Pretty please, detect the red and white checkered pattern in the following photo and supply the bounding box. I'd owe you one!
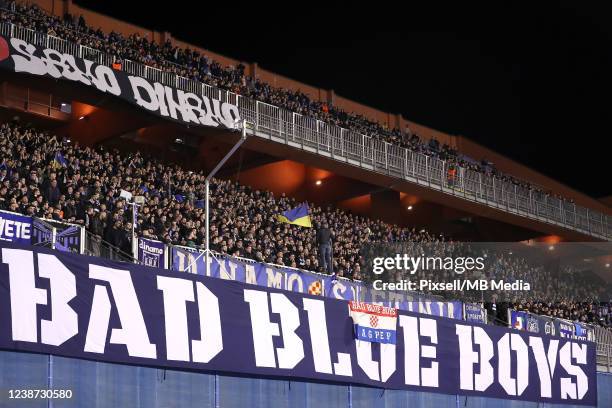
[308,281,322,296]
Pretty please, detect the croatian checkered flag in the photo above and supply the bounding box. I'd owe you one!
[348,301,398,344]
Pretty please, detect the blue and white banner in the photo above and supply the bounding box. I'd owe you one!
[464,303,487,324]
[542,316,558,337]
[573,323,595,342]
[0,242,597,405]
[170,247,463,318]
[557,321,576,339]
[349,301,398,344]
[171,246,201,274]
[137,238,166,268]
[526,314,542,334]
[510,310,544,335]
[51,222,82,253]
[285,268,324,296]
[32,218,82,253]
[510,310,596,343]
[0,210,32,245]
[511,310,528,330]
[31,218,53,249]
[357,285,464,319]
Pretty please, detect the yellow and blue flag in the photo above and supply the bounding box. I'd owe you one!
[52,151,67,169]
[277,203,312,227]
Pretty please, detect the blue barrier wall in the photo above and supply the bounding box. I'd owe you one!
[0,350,610,407]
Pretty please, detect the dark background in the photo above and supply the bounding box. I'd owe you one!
[74,1,610,198]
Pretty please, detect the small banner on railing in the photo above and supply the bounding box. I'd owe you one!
[137,237,167,269]
[0,210,32,245]
[31,218,53,249]
[32,218,82,253]
[0,35,241,130]
[0,242,599,406]
[509,310,596,342]
[464,303,487,324]
[1,210,83,252]
[169,246,465,319]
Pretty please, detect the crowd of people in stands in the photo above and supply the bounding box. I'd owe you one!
[0,2,606,328]
[0,121,608,328]
[0,1,574,205]
[361,240,610,327]
[491,259,609,327]
[0,122,444,279]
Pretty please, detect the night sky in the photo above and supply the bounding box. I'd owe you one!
[74,1,610,199]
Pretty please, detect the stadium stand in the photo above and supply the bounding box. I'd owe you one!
[0,2,611,405]
[0,121,609,330]
[0,1,581,206]
[0,122,444,276]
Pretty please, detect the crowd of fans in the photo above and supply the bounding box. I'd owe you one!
[0,121,609,329]
[0,1,574,205]
[0,1,607,329]
[0,122,444,279]
[492,260,609,327]
[361,241,610,328]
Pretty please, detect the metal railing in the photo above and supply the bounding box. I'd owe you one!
[3,205,612,366]
[597,332,612,373]
[1,20,610,240]
[83,230,137,263]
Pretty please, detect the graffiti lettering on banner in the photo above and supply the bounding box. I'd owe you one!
[0,36,241,131]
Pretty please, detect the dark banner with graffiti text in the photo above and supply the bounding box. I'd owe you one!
[0,35,240,130]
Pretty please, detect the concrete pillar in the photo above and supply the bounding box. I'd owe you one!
[327,89,335,106]
[63,0,73,17]
[160,31,173,46]
[250,62,258,78]
[394,113,403,130]
[0,82,6,106]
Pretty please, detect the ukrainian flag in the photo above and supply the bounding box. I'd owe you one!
[52,151,67,169]
[277,203,312,227]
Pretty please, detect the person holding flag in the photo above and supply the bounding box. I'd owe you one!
[276,203,334,273]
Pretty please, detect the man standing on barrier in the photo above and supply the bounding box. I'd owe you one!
[316,222,334,274]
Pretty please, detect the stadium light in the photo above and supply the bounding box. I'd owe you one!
[184,120,248,273]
